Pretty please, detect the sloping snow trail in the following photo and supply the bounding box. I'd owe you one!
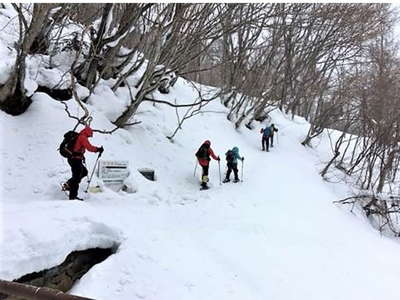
[2,91,400,300]
[1,5,399,299]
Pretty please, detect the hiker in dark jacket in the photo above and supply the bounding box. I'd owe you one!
[223,146,244,183]
[260,126,271,151]
[269,123,279,147]
[63,126,103,200]
[195,140,220,189]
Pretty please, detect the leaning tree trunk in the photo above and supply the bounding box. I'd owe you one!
[113,21,166,127]
[73,4,113,90]
[29,4,68,55]
[0,4,52,115]
[377,149,397,193]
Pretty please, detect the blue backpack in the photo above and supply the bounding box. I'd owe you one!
[263,127,271,137]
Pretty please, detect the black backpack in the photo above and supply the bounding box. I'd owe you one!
[59,131,79,158]
[196,145,209,160]
[226,150,234,163]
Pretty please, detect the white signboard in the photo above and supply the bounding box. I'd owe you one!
[97,160,130,190]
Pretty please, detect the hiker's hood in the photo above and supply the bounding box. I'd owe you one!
[80,126,93,137]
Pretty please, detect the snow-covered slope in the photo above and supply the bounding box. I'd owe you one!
[1,5,400,299]
[2,76,400,300]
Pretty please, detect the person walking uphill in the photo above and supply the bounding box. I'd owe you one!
[62,126,104,200]
[260,124,278,151]
[260,125,271,151]
[195,140,220,190]
[269,123,278,147]
[223,147,244,183]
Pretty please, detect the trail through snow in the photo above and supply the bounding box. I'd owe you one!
[2,97,400,300]
[1,5,400,299]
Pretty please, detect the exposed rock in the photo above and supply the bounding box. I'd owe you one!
[36,86,72,101]
[0,247,115,300]
[138,168,156,181]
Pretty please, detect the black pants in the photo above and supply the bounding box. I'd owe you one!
[262,136,270,151]
[67,158,88,199]
[201,164,209,186]
[226,162,239,180]
[269,134,274,147]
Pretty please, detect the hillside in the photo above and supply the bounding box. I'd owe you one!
[2,76,400,299]
[1,4,400,300]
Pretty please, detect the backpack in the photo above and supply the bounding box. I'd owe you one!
[59,131,79,158]
[196,145,209,160]
[263,127,271,137]
[226,150,234,163]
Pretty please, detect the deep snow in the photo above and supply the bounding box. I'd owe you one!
[2,5,400,300]
[2,81,400,300]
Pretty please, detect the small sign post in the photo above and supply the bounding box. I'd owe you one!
[97,160,130,191]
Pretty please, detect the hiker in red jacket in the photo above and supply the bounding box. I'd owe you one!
[63,126,103,200]
[195,140,220,189]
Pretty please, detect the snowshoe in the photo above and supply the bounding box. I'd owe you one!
[223,178,230,183]
[70,196,83,201]
[61,182,70,191]
[233,179,240,183]
[60,183,69,198]
[200,184,209,190]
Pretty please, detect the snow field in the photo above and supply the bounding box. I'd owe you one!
[1,4,400,298]
[2,78,400,300]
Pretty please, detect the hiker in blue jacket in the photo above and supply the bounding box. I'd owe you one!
[223,146,244,183]
[260,125,272,151]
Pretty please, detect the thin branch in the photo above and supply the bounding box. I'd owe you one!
[92,121,142,135]
[143,96,214,108]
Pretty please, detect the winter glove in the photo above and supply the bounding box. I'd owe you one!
[241,157,244,161]
[217,156,221,161]
[97,146,104,154]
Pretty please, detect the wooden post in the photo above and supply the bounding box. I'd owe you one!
[0,280,94,300]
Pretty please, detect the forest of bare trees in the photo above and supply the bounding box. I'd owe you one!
[1,3,400,233]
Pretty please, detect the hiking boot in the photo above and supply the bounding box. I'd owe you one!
[69,196,83,201]
[62,182,70,191]
[233,179,240,183]
[200,182,209,190]
[223,178,230,183]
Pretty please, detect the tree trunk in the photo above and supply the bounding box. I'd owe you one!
[0,4,51,115]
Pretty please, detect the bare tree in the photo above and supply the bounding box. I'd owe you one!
[113,4,246,128]
[0,4,55,115]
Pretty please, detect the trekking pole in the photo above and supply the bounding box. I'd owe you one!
[241,160,244,182]
[193,159,198,177]
[85,152,101,193]
[218,160,222,185]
